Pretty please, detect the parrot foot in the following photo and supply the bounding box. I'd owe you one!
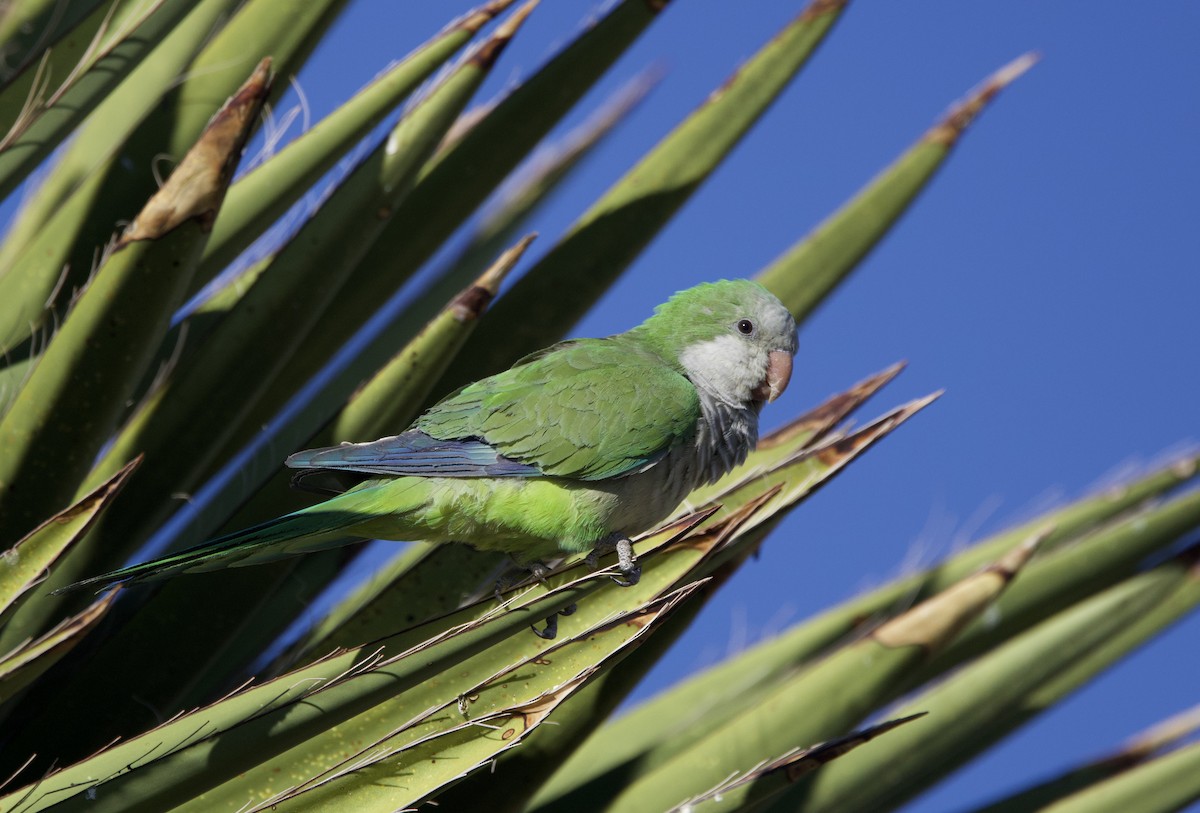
[587,536,641,586]
[533,614,558,639]
[531,602,575,639]
[611,537,641,587]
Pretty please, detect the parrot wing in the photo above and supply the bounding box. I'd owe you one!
[288,337,702,482]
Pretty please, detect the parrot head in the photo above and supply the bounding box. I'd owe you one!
[637,279,798,409]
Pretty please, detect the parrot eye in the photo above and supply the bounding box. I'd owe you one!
[736,318,755,336]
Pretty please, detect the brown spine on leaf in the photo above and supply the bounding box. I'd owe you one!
[872,527,1047,651]
[450,233,537,322]
[780,714,926,782]
[472,0,538,67]
[926,52,1039,147]
[120,59,273,245]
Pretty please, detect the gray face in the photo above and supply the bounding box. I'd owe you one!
[679,293,797,408]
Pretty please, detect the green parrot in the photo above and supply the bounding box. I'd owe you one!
[63,279,797,619]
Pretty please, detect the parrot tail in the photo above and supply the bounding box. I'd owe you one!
[55,505,371,595]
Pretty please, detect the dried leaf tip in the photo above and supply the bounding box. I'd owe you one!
[1123,703,1200,760]
[874,506,1029,652]
[989,525,1052,578]
[451,233,536,322]
[472,0,538,67]
[799,0,849,23]
[1171,453,1199,479]
[459,0,519,34]
[121,58,272,244]
[812,390,939,466]
[927,52,1039,146]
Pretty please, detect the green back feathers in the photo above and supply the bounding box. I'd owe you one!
[417,336,701,480]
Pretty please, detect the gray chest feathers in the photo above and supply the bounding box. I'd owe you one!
[656,392,759,500]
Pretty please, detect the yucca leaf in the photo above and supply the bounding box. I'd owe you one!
[611,450,1200,745]
[583,534,1038,813]
[0,458,137,626]
[171,511,739,812]
[0,0,108,86]
[675,715,927,813]
[0,0,245,353]
[708,394,939,536]
[0,0,360,359]
[0,60,271,551]
[967,701,1200,813]
[41,0,355,300]
[773,557,1196,813]
[0,0,200,201]
[918,487,1200,682]
[0,591,114,707]
[191,0,515,292]
[430,0,848,397]
[0,353,32,416]
[527,454,1198,813]
[254,585,703,813]
[0,571,597,812]
[0,63,273,747]
[1036,741,1200,813]
[757,53,1039,323]
[179,59,635,395]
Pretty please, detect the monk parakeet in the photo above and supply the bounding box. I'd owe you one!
[65,279,797,605]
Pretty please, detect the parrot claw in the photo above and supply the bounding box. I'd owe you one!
[533,614,558,639]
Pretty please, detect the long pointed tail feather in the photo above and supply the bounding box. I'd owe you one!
[55,508,370,595]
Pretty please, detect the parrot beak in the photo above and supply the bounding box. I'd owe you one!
[751,349,793,403]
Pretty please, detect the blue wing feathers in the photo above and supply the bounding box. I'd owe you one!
[285,431,542,478]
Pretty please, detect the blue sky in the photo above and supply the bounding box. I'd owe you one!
[274,2,1200,810]
[34,1,1191,809]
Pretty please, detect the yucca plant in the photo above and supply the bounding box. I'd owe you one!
[0,2,1195,812]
